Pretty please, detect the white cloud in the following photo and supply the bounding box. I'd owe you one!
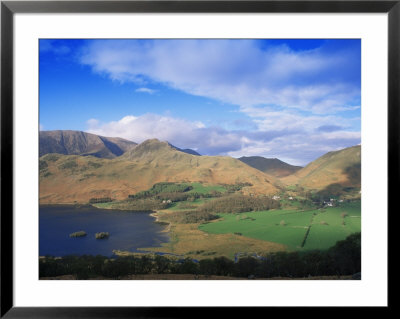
[135,87,157,94]
[79,40,361,165]
[87,113,360,165]
[79,40,360,115]
[240,105,358,134]
[86,118,99,127]
[86,114,243,155]
[39,124,44,131]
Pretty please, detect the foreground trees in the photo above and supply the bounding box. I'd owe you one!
[199,194,281,214]
[40,233,361,279]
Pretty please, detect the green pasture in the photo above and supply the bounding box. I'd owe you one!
[199,201,361,251]
[199,209,316,249]
[186,182,227,194]
[304,202,361,250]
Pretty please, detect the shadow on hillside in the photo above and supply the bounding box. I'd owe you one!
[344,163,361,186]
[313,163,361,200]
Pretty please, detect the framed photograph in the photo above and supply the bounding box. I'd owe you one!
[1,0,395,316]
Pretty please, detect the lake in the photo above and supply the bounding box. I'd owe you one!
[39,205,170,257]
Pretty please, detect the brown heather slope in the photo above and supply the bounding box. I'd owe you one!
[281,145,361,190]
[39,130,137,159]
[39,139,280,204]
[238,156,302,178]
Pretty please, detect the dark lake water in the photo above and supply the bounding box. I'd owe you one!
[39,205,170,257]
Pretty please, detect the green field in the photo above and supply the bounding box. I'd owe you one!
[186,182,227,194]
[199,201,361,251]
[305,202,361,250]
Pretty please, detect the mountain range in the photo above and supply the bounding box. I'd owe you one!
[39,130,361,204]
[39,134,279,203]
[39,130,200,158]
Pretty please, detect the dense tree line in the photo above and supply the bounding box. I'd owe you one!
[110,198,171,211]
[222,182,253,193]
[125,182,257,212]
[130,189,223,203]
[40,233,360,279]
[166,210,219,224]
[159,194,282,224]
[154,190,223,202]
[199,194,280,214]
[119,183,229,212]
[129,182,193,199]
[89,197,112,204]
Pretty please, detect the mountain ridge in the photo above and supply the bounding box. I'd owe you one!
[238,156,302,178]
[39,130,137,159]
[40,130,201,158]
[39,138,280,204]
[281,145,361,190]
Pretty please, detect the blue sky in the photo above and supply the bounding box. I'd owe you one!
[40,39,361,165]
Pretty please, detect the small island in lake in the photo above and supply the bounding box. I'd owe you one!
[69,231,87,238]
[95,232,110,239]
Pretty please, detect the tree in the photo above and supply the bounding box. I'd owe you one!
[177,258,199,274]
[213,256,234,276]
[154,255,170,274]
[328,232,361,275]
[199,259,217,276]
[234,257,259,277]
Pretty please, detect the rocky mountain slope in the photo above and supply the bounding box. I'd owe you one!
[39,130,137,159]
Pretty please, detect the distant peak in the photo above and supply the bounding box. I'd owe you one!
[39,130,137,158]
[139,138,170,147]
[123,139,201,159]
[144,138,162,143]
[140,138,168,146]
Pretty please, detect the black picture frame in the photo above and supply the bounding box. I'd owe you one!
[1,0,395,317]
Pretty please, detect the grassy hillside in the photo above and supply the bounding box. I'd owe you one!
[39,139,280,204]
[239,156,302,177]
[282,145,361,190]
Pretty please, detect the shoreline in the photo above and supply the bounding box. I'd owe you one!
[150,211,171,233]
[40,202,156,213]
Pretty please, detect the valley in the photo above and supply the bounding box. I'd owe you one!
[39,130,361,265]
